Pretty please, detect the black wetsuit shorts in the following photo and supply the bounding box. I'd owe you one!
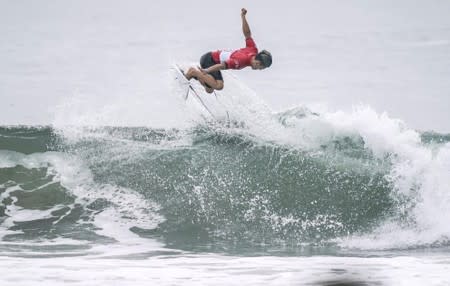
[200,52,223,81]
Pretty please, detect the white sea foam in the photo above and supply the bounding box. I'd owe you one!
[0,254,449,286]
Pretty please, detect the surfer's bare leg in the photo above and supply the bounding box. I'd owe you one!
[186,67,224,91]
[196,77,216,93]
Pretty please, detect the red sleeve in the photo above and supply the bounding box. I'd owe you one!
[246,37,257,48]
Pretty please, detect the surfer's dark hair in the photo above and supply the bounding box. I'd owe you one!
[255,50,272,68]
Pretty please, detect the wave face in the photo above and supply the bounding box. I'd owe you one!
[1,116,449,254]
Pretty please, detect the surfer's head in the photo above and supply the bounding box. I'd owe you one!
[252,50,272,70]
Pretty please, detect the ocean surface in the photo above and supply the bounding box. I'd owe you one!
[1,0,450,285]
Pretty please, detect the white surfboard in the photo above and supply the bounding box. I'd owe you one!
[172,64,230,122]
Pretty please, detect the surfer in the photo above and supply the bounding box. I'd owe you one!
[184,8,272,93]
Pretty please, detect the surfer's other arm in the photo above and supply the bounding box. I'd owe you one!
[201,63,226,74]
[241,8,251,39]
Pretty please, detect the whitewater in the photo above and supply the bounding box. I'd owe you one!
[1,1,450,285]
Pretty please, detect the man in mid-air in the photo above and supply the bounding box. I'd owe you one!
[185,8,272,93]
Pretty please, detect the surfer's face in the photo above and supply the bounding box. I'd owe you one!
[251,60,265,70]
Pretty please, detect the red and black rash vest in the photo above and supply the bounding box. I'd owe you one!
[211,37,258,69]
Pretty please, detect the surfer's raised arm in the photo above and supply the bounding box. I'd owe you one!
[241,8,251,39]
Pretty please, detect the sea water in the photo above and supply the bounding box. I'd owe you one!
[1,1,450,285]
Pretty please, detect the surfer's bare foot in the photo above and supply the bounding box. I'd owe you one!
[204,87,214,94]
